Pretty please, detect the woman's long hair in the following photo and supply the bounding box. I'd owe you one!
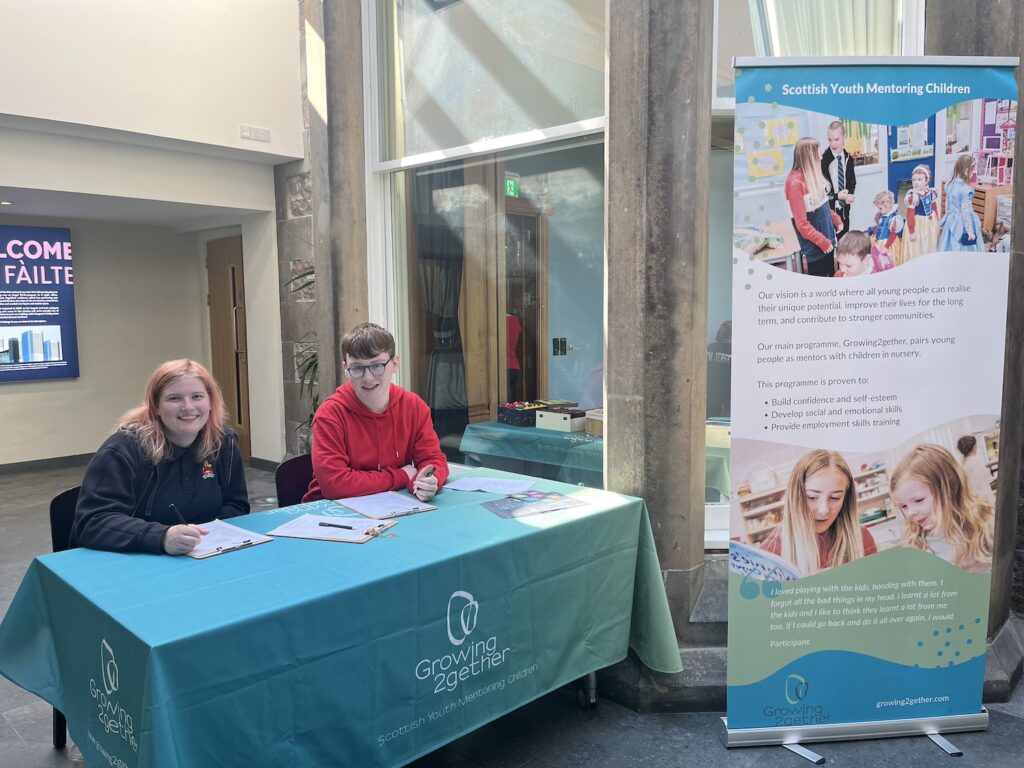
[118,359,227,463]
[791,137,826,205]
[780,449,863,576]
[893,444,994,571]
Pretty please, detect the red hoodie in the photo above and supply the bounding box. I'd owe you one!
[302,383,449,502]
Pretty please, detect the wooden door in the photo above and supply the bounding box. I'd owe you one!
[206,236,251,458]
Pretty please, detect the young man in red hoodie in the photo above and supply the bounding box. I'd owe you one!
[302,323,449,502]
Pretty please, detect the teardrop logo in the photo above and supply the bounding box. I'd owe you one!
[784,673,809,704]
[101,638,119,695]
[446,590,479,646]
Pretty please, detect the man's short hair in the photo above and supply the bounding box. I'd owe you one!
[836,230,871,259]
[827,120,846,135]
[341,322,396,360]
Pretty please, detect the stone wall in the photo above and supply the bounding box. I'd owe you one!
[275,0,328,458]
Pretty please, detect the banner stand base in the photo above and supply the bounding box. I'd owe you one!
[927,732,964,756]
[720,708,988,749]
[781,743,826,764]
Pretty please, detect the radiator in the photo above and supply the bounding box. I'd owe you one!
[734,187,790,226]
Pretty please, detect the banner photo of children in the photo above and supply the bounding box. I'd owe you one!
[732,98,1015,278]
[730,414,998,579]
[727,58,1015,739]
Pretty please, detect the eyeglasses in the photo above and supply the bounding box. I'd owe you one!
[345,356,393,379]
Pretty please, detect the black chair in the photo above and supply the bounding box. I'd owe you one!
[48,485,81,750]
[275,454,313,508]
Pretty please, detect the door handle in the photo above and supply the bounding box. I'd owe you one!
[232,306,246,353]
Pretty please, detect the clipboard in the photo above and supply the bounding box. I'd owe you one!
[266,514,397,543]
[333,491,437,519]
[186,519,273,559]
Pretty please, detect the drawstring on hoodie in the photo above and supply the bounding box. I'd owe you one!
[375,408,400,469]
[392,408,400,463]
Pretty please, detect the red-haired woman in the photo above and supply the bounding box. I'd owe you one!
[70,360,249,554]
[786,137,844,277]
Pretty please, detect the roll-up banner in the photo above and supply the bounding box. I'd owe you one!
[0,226,79,383]
[726,57,1017,746]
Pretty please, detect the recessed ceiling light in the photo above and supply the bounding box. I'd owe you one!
[0,201,12,206]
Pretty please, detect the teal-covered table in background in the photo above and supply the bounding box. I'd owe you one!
[460,421,604,487]
[460,421,732,499]
[0,468,679,768]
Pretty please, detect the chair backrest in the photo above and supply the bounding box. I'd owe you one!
[49,486,82,553]
[275,454,313,508]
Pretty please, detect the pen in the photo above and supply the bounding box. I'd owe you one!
[216,540,255,553]
[319,521,355,530]
[168,504,187,524]
[422,466,436,478]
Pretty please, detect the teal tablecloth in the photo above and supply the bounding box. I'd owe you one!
[0,468,679,768]
[460,421,732,498]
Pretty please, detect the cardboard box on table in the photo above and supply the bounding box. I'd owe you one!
[535,408,586,432]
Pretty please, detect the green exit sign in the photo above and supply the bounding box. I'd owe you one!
[504,174,520,198]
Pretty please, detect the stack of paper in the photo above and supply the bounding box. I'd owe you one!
[446,476,535,494]
[333,491,436,519]
[267,514,395,543]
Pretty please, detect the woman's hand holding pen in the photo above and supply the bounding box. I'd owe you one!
[163,503,208,555]
[162,524,209,555]
[412,465,438,501]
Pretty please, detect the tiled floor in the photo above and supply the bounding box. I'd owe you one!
[1,461,1022,768]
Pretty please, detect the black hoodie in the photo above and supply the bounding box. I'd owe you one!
[69,428,249,553]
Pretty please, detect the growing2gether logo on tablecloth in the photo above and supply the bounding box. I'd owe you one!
[446,590,478,646]
[416,589,511,694]
[88,638,138,753]
[101,638,118,694]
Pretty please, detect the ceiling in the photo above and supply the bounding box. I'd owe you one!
[0,186,258,233]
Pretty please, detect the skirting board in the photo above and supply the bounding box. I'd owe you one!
[720,708,988,747]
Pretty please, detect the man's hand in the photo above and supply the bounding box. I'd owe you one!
[412,466,439,501]
[162,524,208,555]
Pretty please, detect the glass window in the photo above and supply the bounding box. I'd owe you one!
[375,0,605,161]
[749,0,907,57]
[389,137,606,487]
